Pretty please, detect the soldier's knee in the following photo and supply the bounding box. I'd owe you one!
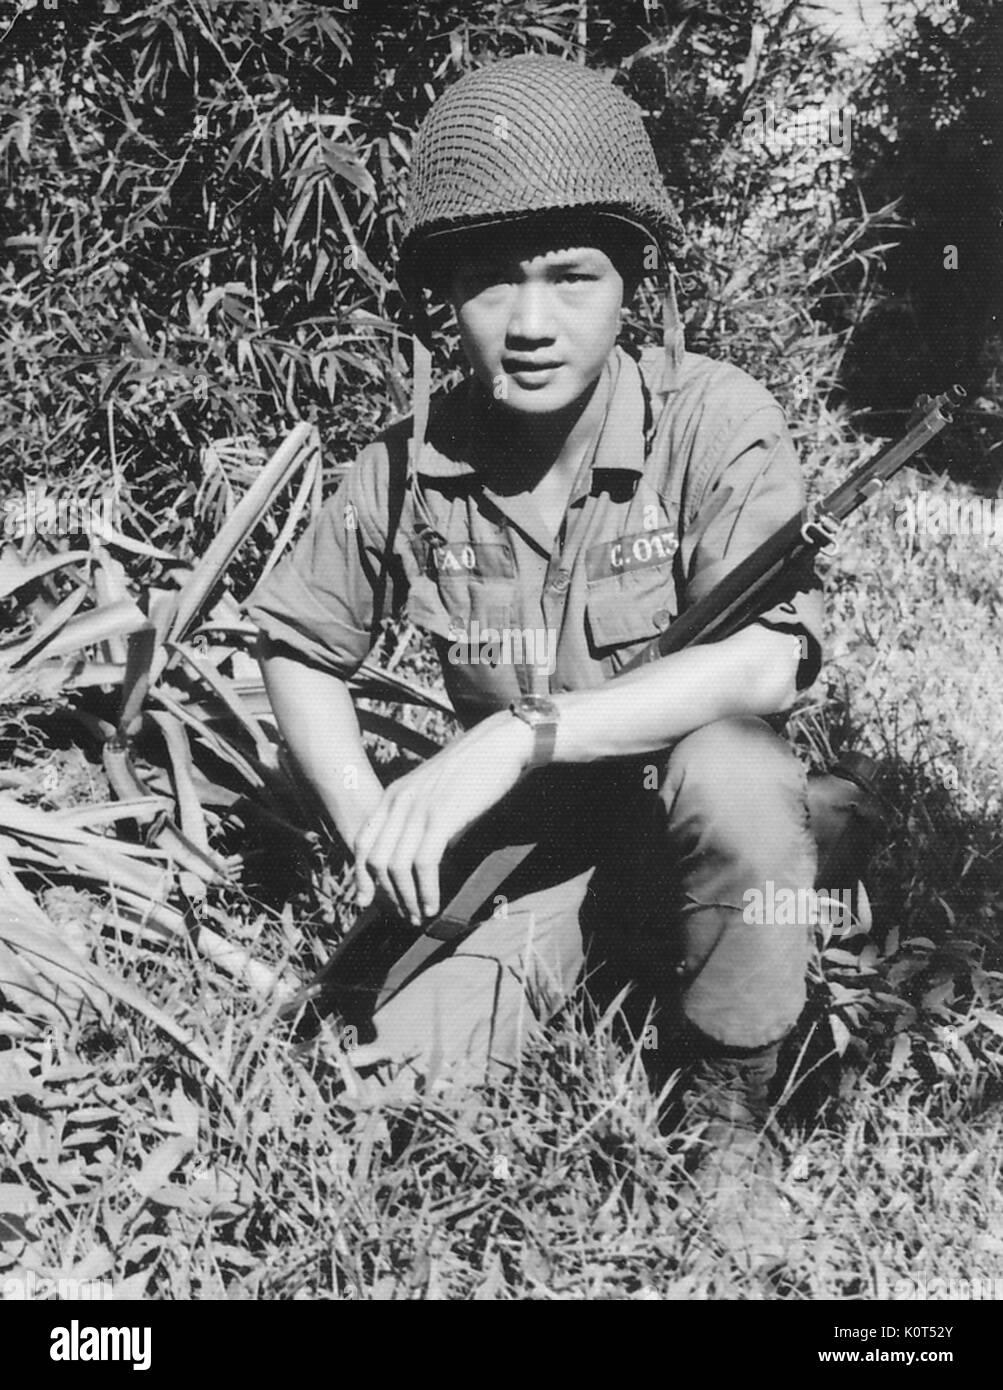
[664,715,804,804]
[372,954,526,1079]
[661,716,812,869]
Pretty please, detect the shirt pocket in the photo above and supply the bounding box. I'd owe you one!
[405,575,515,655]
[443,579,515,650]
[586,564,679,672]
[438,579,522,720]
[431,541,516,641]
[403,537,515,643]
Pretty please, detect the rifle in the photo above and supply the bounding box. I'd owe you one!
[282,384,966,1040]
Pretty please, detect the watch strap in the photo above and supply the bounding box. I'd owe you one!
[527,716,557,770]
[510,697,559,770]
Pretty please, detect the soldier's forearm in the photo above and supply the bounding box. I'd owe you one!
[550,624,802,764]
[256,638,384,849]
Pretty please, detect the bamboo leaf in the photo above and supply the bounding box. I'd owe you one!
[4,583,88,668]
[54,798,170,828]
[150,687,265,789]
[0,793,169,861]
[101,742,232,884]
[150,709,212,861]
[254,443,321,583]
[170,422,319,642]
[0,833,172,901]
[133,1136,194,1198]
[11,599,149,671]
[0,549,88,602]
[98,527,179,562]
[117,623,158,738]
[168,644,272,761]
[64,661,128,690]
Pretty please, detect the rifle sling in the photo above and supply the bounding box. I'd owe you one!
[374,841,537,1009]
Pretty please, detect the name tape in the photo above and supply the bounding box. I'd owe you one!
[433,542,514,578]
[587,529,678,581]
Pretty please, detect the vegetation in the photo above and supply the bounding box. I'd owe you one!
[0,0,1000,1299]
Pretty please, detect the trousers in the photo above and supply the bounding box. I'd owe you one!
[351,716,818,1086]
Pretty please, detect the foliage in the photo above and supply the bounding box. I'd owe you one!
[0,0,1000,1299]
[0,1,580,554]
[0,419,459,1044]
[1,0,896,554]
[840,0,1003,412]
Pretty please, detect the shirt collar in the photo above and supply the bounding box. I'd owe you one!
[413,346,647,483]
[412,378,480,478]
[582,345,647,481]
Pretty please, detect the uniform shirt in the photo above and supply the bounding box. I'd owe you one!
[241,345,823,727]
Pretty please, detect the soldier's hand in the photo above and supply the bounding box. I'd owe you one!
[352,710,534,925]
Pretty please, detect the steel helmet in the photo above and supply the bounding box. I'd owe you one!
[399,54,684,314]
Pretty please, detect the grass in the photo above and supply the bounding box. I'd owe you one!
[3,395,1003,1302]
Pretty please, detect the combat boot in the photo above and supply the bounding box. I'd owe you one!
[676,1038,807,1271]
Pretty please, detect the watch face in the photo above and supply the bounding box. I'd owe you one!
[518,696,557,720]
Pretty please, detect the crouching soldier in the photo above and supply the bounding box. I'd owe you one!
[243,55,823,1260]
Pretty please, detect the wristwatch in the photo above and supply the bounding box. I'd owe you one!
[509,694,560,770]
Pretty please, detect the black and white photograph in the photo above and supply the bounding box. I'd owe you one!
[0,0,1000,1337]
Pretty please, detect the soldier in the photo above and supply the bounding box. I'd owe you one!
[243,55,822,1258]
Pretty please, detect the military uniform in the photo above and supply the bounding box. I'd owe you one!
[243,342,823,1082]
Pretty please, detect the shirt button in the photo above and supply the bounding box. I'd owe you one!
[653,608,672,629]
[550,570,571,593]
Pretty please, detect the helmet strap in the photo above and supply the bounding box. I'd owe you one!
[410,331,432,471]
[661,264,685,393]
[403,263,435,474]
